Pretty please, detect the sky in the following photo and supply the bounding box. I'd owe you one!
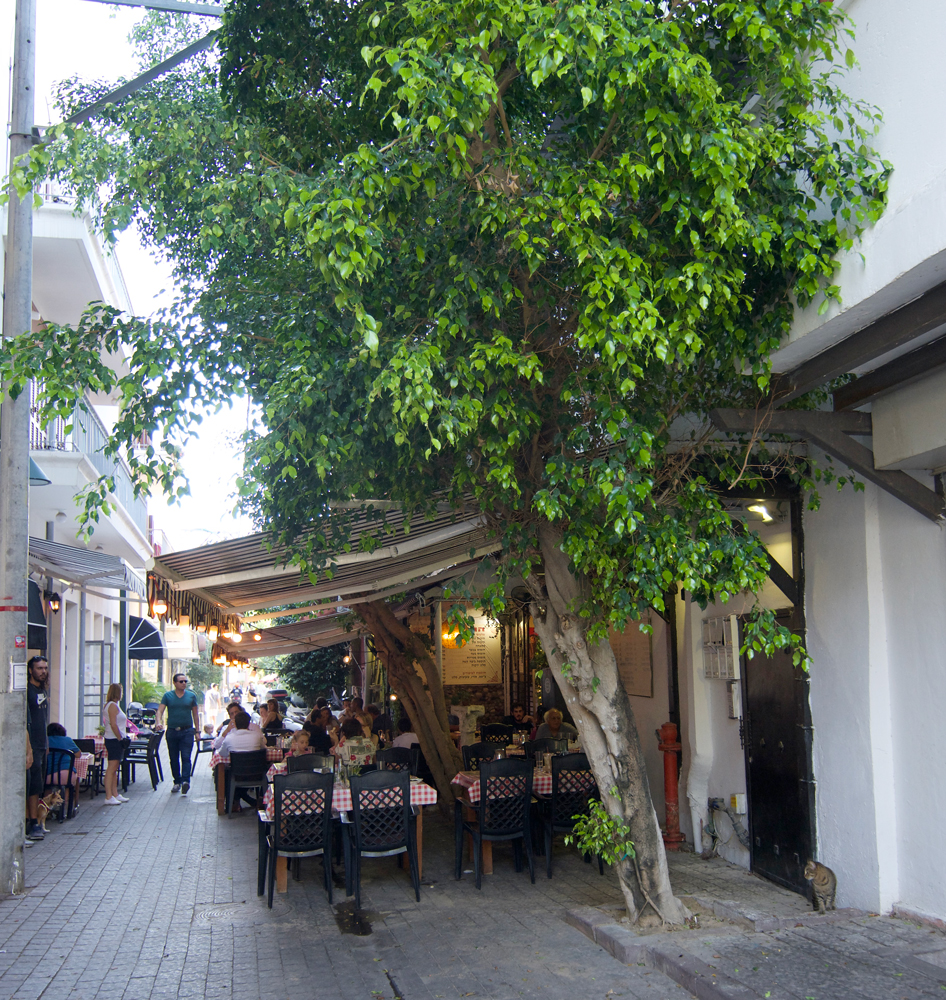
[2,0,255,551]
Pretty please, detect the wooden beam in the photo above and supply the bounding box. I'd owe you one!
[833,334,946,410]
[710,409,944,523]
[776,281,946,404]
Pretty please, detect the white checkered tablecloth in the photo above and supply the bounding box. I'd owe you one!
[210,747,284,770]
[452,769,552,805]
[261,763,438,821]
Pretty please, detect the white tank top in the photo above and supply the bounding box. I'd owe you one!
[103,700,127,740]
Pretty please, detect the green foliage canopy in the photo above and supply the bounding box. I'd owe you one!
[2,0,888,659]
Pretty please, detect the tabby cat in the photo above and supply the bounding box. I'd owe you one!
[803,859,837,914]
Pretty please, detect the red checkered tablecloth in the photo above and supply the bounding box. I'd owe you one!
[452,768,552,804]
[76,752,94,782]
[261,763,437,821]
[210,747,284,770]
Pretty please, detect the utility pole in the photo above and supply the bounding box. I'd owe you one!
[0,0,36,894]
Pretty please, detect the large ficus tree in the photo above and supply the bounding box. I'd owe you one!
[2,0,887,922]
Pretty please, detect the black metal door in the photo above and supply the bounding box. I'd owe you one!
[741,614,814,895]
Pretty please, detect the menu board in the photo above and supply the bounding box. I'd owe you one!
[442,608,502,685]
[608,618,653,698]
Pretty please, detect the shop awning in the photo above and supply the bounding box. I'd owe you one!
[128,615,167,659]
[28,537,147,597]
[28,580,47,651]
[150,505,499,617]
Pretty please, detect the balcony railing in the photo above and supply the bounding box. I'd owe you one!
[29,380,150,538]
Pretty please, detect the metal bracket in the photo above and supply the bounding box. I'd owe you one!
[710,408,945,523]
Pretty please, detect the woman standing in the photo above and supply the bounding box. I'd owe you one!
[102,683,129,805]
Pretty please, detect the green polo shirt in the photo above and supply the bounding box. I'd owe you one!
[161,689,199,728]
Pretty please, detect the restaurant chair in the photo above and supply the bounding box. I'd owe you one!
[344,770,420,910]
[454,757,535,889]
[287,753,333,773]
[192,733,215,770]
[227,749,269,817]
[376,747,412,772]
[480,723,514,748]
[74,738,101,797]
[266,771,335,908]
[123,731,164,791]
[265,733,281,747]
[462,742,498,770]
[542,752,602,878]
[408,743,421,777]
[529,737,568,757]
[45,748,77,821]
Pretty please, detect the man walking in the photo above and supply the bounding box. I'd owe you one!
[155,673,200,794]
[26,656,50,840]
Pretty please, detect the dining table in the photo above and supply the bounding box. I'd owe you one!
[211,748,285,815]
[261,761,439,891]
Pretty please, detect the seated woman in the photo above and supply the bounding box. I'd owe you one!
[259,698,284,732]
[46,723,81,786]
[332,717,376,767]
[534,708,578,742]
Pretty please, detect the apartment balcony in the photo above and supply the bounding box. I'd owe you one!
[29,380,152,565]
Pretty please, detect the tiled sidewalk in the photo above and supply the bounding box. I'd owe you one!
[0,756,691,1000]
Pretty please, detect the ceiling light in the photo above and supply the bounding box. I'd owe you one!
[253,632,262,641]
[208,625,219,641]
[229,632,243,643]
[152,598,168,616]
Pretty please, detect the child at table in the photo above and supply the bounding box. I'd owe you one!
[286,731,312,757]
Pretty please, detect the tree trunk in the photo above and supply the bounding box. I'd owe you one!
[356,600,462,813]
[528,523,689,926]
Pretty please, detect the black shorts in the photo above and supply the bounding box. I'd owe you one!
[28,752,46,797]
[104,738,124,761]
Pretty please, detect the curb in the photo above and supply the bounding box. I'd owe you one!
[566,902,867,1000]
[679,894,867,932]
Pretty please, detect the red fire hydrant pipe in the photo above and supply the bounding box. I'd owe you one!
[658,721,686,851]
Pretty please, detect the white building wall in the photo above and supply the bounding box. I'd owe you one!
[805,470,946,920]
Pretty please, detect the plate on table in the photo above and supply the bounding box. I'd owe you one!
[409,776,423,783]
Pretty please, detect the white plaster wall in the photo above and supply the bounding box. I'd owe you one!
[805,468,946,919]
[805,480,883,909]
[772,0,946,370]
[874,488,946,920]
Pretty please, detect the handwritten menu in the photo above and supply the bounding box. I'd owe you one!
[608,618,653,698]
[442,608,501,685]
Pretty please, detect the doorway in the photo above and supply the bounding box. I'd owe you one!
[82,640,114,738]
[740,611,815,894]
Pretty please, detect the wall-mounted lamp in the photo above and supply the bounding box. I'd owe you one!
[152,597,168,616]
[747,503,773,522]
[45,591,61,613]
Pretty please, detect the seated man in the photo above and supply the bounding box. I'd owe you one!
[214,701,262,749]
[391,715,419,749]
[218,711,268,812]
[535,708,578,742]
[366,703,392,741]
[46,723,81,786]
[502,702,534,732]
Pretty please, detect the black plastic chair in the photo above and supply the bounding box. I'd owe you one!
[541,753,602,878]
[287,752,333,773]
[462,742,498,770]
[74,738,100,797]
[266,771,335,907]
[264,733,281,747]
[227,749,269,817]
[480,723,514,748]
[192,734,215,770]
[123,731,164,791]
[529,737,569,758]
[345,770,420,910]
[376,747,412,772]
[45,748,77,821]
[454,757,535,889]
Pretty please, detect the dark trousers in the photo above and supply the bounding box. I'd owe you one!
[165,727,195,783]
